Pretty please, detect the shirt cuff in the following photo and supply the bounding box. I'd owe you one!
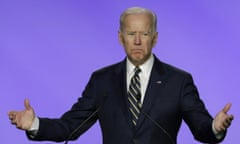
[27,116,39,137]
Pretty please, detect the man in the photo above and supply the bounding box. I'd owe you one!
[9,7,233,144]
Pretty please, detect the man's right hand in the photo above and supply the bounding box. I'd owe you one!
[8,99,35,130]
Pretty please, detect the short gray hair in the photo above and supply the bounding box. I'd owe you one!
[119,7,157,32]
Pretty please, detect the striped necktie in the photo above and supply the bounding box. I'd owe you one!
[128,67,142,126]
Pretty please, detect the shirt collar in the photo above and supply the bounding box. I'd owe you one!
[127,54,154,76]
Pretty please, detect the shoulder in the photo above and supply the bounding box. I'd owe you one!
[163,62,190,76]
[95,61,123,74]
[155,56,190,75]
[154,57,193,81]
[163,62,194,81]
[90,60,125,79]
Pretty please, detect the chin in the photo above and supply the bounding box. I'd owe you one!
[131,58,145,65]
[132,53,144,59]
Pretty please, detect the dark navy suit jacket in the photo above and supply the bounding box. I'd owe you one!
[28,56,224,144]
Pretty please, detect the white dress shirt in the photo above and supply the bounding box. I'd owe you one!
[126,54,154,104]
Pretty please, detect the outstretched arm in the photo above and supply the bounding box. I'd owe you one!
[8,99,35,130]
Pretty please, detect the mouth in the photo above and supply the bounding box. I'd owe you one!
[131,49,143,58]
[131,49,143,53]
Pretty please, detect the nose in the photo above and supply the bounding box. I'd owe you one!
[134,33,141,45]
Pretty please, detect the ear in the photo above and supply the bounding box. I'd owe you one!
[118,31,124,46]
[152,32,158,48]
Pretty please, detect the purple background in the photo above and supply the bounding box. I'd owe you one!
[1,0,239,143]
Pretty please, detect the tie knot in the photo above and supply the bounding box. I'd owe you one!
[134,67,141,75]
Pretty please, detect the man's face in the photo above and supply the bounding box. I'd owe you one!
[118,13,158,66]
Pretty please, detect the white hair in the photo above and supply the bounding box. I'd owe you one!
[119,7,157,32]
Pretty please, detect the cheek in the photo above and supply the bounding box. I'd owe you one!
[122,43,130,54]
[143,41,153,50]
[124,47,132,55]
[122,40,133,50]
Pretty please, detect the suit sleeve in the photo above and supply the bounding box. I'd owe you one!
[180,74,225,143]
[27,73,99,142]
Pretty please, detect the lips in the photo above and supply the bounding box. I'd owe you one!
[131,49,143,53]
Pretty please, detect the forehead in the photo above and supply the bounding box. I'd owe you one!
[123,14,152,30]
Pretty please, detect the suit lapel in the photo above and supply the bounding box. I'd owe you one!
[113,59,135,129]
[136,57,168,129]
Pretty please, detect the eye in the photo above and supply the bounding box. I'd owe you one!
[127,32,136,36]
[142,32,150,36]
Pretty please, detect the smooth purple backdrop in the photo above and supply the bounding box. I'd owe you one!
[1,0,239,143]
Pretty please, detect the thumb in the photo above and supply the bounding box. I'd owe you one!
[24,98,32,110]
[222,103,232,113]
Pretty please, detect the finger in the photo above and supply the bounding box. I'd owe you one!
[222,103,232,113]
[226,115,234,124]
[223,115,234,129]
[11,120,16,125]
[10,116,17,125]
[223,120,230,128]
[8,111,17,119]
[24,98,32,110]
[8,111,16,116]
[9,114,15,120]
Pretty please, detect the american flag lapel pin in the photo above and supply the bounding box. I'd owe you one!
[156,80,162,84]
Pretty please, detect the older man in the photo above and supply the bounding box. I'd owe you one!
[9,7,233,144]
